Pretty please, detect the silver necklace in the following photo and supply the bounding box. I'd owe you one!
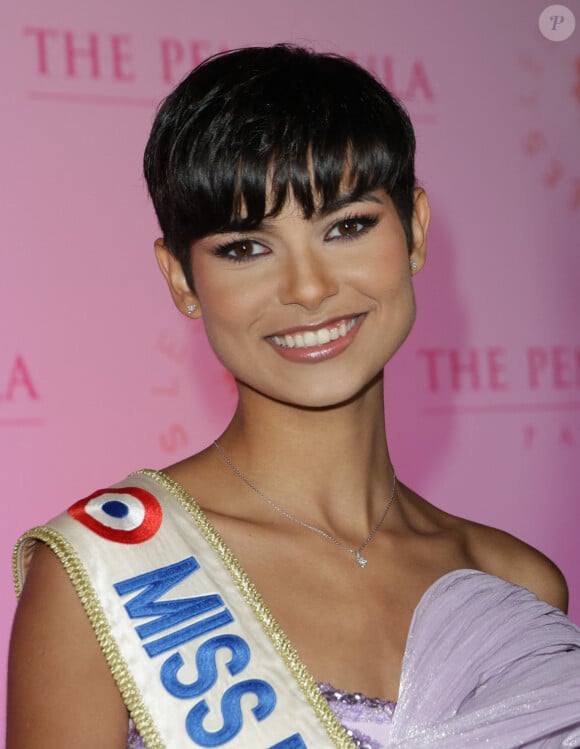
[213,440,397,569]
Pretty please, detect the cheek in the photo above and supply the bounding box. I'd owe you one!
[196,297,240,358]
[197,312,248,381]
[193,275,266,373]
[354,243,412,302]
[191,274,238,360]
[362,252,417,343]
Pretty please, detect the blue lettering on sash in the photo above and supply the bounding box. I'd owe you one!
[145,610,234,657]
[114,556,308,747]
[114,557,220,636]
[186,679,276,746]
[114,556,234,656]
[161,634,251,698]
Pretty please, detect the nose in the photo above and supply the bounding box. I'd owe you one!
[277,249,339,310]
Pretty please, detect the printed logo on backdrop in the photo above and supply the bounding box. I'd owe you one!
[516,44,580,213]
[0,354,42,427]
[418,344,580,449]
[346,52,435,123]
[21,27,437,121]
[152,327,236,457]
[152,329,193,456]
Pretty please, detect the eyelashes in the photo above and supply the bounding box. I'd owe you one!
[211,212,380,263]
[324,214,379,241]
[212,238,268,262]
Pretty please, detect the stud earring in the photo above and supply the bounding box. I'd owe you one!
[186,303,197,316]
[410,260,418,272]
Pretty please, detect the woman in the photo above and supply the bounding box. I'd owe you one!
[8,45,580,749]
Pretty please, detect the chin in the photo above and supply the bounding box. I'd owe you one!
[255,370,384,411]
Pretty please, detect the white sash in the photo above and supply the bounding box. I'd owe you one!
[14,470,355,749]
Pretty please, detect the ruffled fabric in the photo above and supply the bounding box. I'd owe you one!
[390,570,580,748]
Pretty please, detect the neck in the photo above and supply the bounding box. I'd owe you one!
[215,374,394,536]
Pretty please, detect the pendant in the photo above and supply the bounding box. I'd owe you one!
[355,552,368,568]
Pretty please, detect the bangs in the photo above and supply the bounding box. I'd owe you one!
[235,128,405,230]
[166,97,413,236]
[144,45,416,287]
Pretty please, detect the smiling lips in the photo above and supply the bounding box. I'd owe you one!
[266,315,364,362]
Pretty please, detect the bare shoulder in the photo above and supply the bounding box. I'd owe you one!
[463,520,569,612]
[400,489,568,612]
[7,542,127,749]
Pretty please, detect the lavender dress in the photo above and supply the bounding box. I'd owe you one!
[126,570,580,748]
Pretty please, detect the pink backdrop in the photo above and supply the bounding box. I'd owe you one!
[2,0,579,733]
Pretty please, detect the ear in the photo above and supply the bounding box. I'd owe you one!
[154,239,201,318]
[409,188,430,275]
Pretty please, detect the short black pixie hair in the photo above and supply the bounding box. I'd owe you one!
[144,44,416,289]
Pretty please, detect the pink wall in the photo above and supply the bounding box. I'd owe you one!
[2,0,578,733]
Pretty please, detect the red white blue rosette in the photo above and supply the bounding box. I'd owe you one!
[67,487,162,544]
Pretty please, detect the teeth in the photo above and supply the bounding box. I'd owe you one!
[271,317,357,349]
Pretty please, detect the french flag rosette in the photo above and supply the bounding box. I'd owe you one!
[67,486,162,543]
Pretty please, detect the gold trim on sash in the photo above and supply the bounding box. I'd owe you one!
[13,527,166,749]
[137,469,356,749]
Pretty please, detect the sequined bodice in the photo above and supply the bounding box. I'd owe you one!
[318,683,396,748]
[126,682,395,748]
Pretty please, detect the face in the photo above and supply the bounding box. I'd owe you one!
[157,188,429,409]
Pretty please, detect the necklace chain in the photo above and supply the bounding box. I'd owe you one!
[213,440,397,568]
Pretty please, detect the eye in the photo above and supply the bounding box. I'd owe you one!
[213,239,270,261]
[325,215,378,241]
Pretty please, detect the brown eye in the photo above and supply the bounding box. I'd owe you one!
[214,238,269,261]
[232,241,255,257]
[336,220,360,237]
[325,215,376,241]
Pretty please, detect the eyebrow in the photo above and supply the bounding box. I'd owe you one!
[316,190,384,218]
[214,190,384,235]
